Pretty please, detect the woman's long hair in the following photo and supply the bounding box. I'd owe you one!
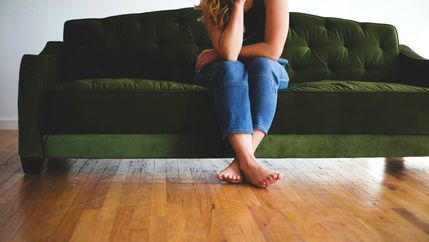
[195,0,233,30]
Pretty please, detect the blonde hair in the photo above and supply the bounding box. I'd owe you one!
[195,0,232,30]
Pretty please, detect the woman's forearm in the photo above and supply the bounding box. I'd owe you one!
[238,42,284,61]
[217,1,245,61]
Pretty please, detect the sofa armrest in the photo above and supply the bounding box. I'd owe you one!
[399,44,429,87]
[18,41,63,158]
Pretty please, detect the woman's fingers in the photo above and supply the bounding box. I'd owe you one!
[196,54,202,71]
[197,51,207,69]
[196,52,208,71]
[196,48,220,72]
[199,56,210,71]
[196,59,200,71]
[196,51,205,66]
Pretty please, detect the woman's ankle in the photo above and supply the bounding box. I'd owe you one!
[237,154,258,168]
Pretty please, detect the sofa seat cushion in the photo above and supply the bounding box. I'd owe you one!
[45,78,209,92]
[284,79,429,93]
[41,78,217,135]
[41,78,429,135]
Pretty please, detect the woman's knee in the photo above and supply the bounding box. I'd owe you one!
[247,57,289,88]
[210,60,247,85]
[246,57,276,77]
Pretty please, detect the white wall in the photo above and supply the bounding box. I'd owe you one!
[1,0,428,129]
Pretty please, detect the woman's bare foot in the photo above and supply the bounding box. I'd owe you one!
[217,157,243,183]
[238,155,283,188]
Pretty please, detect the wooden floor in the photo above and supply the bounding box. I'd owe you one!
[0,131,429,242]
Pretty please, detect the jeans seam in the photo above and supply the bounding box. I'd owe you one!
[249,75,279,92]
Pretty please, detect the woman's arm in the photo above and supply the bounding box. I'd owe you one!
[196,0,289,71]
[239,0,289,60]
[202,0,246,61]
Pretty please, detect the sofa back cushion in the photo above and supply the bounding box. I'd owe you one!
[63,8,210,83]
[285,13,399,83]
[63,8,399,83]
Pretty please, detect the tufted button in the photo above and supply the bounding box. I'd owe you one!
[345,43,353,50]
[378,42,384,51]
[363,63,371,71]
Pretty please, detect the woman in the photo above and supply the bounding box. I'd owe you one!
[193,0,290,188]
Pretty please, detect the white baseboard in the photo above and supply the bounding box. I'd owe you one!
[0,119,18,130]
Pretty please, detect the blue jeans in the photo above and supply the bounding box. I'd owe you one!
[192,57,290,140]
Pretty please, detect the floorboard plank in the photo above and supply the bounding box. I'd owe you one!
[0,130,428,242]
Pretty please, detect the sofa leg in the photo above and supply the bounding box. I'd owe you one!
[385,157,405,171]
[20,157,45,174]
[385,157,404,162]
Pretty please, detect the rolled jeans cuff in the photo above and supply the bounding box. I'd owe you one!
[222,129,254,140]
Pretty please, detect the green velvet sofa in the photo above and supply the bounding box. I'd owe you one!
[18,7,429,173]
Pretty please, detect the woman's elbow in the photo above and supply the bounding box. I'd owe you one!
[219,49,239,61]
[264,43,284,60]
[267,48,284,61]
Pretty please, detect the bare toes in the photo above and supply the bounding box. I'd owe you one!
[262,175,272,185]
[270,173,279,180]
[261,178,268,185]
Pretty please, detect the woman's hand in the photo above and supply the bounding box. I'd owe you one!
[201,0,245,61]
[195,48,221,72]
